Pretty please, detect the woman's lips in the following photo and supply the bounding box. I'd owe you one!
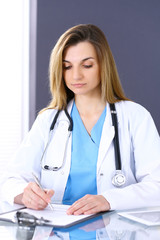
[71,83,86,88]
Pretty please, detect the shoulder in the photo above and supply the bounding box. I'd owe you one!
[33,109,58,132]
[38,108,58,121]
[115,101,156,135]
[115,100,151,120]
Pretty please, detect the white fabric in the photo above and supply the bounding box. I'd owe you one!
[1,100,160,210]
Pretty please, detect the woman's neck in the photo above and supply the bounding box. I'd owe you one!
[74,95,106,135]
[75,95,106,116]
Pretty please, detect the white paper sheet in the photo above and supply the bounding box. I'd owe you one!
[0,204,95,228]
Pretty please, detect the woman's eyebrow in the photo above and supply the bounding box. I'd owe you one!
[63,60,70,63]
[82,57,94,61]
[63,57,94,63]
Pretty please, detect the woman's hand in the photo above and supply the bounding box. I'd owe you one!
[67,194,110,215]
[14,182,54,210]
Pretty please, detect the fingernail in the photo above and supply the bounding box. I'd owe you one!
[67,210,71,215]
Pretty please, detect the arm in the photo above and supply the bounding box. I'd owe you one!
[103,105,160,210]
[0,110,55,206]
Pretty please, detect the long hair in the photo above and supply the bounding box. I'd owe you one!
[44,24,129,111]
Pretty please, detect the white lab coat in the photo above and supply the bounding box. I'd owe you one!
[1,100,160,210]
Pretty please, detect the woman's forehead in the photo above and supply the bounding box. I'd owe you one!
[63,42,97,62]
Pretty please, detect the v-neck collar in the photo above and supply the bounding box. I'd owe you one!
[91,107,106,145]
[71,102,106,146]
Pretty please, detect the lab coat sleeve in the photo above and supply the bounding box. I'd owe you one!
[102,105,160,210]
[0,110,54,205]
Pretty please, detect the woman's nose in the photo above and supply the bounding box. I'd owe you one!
[73,67,82,80]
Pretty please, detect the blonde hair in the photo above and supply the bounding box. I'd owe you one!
[43,24,129,111]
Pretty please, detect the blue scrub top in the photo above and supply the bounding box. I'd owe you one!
[63,102,106,205]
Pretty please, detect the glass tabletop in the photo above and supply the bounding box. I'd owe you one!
[0,201,160,240]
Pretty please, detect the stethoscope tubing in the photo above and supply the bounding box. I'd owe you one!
[40,104,126,187]
[110,104,122,170]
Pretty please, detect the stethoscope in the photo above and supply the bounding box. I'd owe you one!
[110,103,126,187]
[41,104,126,187]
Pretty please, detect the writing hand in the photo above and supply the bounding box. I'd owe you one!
[22,182,54,210]
[67,194,110,215]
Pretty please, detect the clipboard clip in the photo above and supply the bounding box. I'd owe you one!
[16,211,51,227]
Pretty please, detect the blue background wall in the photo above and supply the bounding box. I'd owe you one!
[35,0,160,132]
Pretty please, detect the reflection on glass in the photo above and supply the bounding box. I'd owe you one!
[69,228,96,240]
[51,216,109,240]
[131,211,160,223]
[16,225,35,240]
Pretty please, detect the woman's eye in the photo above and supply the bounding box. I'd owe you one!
[63,65,72,70]
[84,64,92,68]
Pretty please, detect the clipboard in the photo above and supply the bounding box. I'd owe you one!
[0,204,108,228]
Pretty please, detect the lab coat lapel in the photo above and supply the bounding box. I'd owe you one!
[97,103,115,169]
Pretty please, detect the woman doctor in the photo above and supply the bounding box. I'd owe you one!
[1,24,160,215]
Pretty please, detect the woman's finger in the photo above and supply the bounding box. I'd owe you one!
[22,182,53,210]
[67,195,110,215]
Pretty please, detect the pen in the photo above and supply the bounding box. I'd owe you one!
[32,172,54,211]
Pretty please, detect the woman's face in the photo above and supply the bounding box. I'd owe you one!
[63,41,101,98]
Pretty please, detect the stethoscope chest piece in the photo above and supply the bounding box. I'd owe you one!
[112,170,126,187]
